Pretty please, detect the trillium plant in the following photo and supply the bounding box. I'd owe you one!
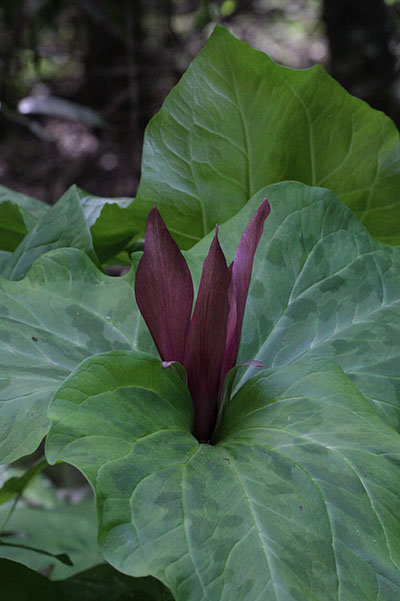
[2,25,400,601]
[135,200,269,442]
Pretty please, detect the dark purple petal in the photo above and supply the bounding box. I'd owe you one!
[134,206,194,363]
[184,228,232,441]
[230,198,270,362]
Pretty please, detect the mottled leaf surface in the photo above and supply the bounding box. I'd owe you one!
[133,26,400,247]
[187,181,400,430]
[0,248,151,463]
[46,353,400,600]
[3,181,400,463]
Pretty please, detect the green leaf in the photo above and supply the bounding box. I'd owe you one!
[0,498,101,579]
[133,25,400,247]
[0,560,173,600]
[1,186,98,280]
[0,184,136,265]
[0,252,11,272]
[0,248,152,463]
[77,189,136,262]
[0,185,48,225]
[46,351,193,482]
[189,181,400,430]
[46,353,400,600]
[0,187,47,252]
[0,202,29,252]
[0,540,72,566]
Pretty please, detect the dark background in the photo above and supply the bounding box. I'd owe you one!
[1,0,399,204]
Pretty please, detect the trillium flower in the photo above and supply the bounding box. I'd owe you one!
[135,199,270,442]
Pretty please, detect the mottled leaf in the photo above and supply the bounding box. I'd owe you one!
[190,181,400,430]
[46,353,400,600]
[0,248,151,463]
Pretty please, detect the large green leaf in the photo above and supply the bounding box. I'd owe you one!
[133,25,400,247]
[46,353,400,600]
[1,186,97,280]
[0,248,152,463]
[187,181,400,430]
[0,560,173,600]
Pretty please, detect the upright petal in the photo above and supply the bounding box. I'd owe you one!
[230,198,270,361]
[184,228,231,441]
[134,206,194,363]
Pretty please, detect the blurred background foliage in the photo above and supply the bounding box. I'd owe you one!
[0,0,399,203]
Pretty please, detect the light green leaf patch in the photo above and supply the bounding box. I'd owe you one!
[133,25,400,247]
[0,248,152,463]
[46,353,400,601]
